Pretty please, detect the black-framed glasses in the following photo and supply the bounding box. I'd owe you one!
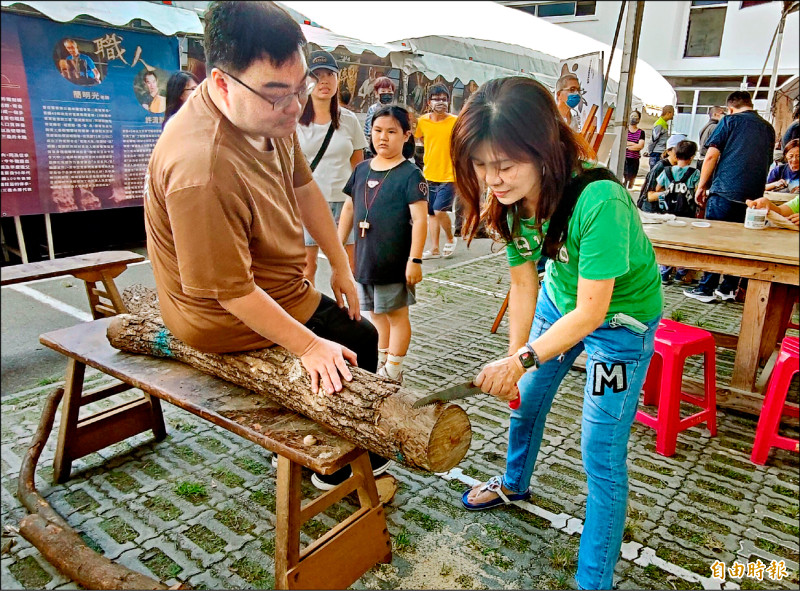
[219,68,316,111]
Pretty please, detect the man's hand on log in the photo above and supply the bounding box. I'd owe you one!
[474,355,525,401]
[330,264,361,321]
[301,336,358,394]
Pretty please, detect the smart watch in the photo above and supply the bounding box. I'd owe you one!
[517,343,540,372]
[409,257,423,264]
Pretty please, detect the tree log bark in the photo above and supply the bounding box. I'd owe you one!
[16,387,175,590]
[107,314,471,473]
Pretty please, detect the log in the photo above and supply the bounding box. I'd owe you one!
[107,314,472,473]
[16,387,177,590]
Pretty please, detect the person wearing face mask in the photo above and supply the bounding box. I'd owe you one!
[555,73,583,133]
[451,77,662,591]
[414,84,458,259]
[363,76,397,152]
[623,110,645,188]
[297,50,367,285]
[645,105,674,169]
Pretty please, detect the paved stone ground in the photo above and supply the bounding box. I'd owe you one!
[2,251,798,590]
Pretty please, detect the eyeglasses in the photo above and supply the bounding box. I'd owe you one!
[219,68,316,111]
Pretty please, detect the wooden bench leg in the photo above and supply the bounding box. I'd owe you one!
[74,264,130,319]
[274,451,392,590]
[52,361,168,484]
[275,455,302,590]
[53,359,86,484]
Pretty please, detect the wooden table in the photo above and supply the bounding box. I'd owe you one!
[643,219,799,413]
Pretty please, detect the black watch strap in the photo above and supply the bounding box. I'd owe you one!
[409,257,422,264]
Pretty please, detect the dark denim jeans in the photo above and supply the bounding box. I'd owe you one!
[697,195,748,295]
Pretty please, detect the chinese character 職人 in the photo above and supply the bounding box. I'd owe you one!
[93,33,127,64]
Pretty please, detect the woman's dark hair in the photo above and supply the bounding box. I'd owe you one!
[203,1,305,72]
[373,76,396,92]
[368,105,416,159]
[674,139,697,161]
[163,71,199,127]
[783,138,799,155]
[451,76,592,255]
[299,81,340,129]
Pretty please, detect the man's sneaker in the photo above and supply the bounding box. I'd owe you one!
[714,289,736,302]
[311,452,392,490]
[311,466,352,490]
[683,287,716,303]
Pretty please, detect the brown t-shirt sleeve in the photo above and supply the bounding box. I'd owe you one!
[292,132,314,188]
[165,183,256,300]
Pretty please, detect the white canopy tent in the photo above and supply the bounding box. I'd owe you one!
[0,0,204,35]
[282,0,676,113]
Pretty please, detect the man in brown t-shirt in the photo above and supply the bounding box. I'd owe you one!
[145,1,378,414]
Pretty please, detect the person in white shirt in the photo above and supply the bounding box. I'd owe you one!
[297,50,367,285]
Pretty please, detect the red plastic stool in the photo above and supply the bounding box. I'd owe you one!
[750,336,800,465]
[636,319,717,456]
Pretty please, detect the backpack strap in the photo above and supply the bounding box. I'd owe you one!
[678,167,697,184]
[663,166,675,185]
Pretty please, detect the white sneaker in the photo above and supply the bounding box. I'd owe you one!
[377,365,404,385]
[422,249,441,260]
[714,289,736,302]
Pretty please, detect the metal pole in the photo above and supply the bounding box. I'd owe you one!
[689,89,700,141]
[14,216,28,264]
[609,1,644,180]
[44,213,55,260]
[765,9,786,123]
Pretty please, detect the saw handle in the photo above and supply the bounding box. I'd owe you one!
[509,387,521,410]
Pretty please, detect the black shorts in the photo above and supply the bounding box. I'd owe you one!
[624,157,640,179]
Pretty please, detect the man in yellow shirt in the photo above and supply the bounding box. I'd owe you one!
[414,84,458,258]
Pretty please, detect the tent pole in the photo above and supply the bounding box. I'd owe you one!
[609,1,644,179]
[14,216,28,264]
[765,7,787,123]
[44,213,55,260]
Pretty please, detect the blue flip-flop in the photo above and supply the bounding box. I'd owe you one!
[461,476,531,511]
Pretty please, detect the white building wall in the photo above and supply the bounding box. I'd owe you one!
[502,1,799,76]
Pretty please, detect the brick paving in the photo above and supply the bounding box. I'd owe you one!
[2,251,798,590]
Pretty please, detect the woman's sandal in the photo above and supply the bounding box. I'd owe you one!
[460,475,532,511]
[442,238,457,257]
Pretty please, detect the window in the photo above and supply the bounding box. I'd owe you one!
[537,2,575,17]
[684,1,727,58]
[508,2,596,18]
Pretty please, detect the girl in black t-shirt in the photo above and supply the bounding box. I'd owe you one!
[339,106,428,384]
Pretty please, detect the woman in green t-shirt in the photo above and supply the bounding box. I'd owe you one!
[450,77,663,590]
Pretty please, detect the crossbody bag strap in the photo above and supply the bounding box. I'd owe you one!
[309,122,335,172]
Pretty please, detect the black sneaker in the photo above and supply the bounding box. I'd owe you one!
[311,452,391,491]
[683,287,716,303]
[714,289,736,302]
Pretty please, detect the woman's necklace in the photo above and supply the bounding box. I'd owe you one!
[360,166,394,237]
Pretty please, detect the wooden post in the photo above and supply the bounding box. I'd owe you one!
[44,213,55,260]
[609,1,644,178]
[13,216,28,264]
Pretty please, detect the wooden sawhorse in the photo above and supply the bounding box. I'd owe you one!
[40,319,392,589]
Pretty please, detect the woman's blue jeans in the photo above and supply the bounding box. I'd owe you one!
[501,285,659,590]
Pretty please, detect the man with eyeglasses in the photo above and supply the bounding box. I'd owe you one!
[144,3,378,431]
